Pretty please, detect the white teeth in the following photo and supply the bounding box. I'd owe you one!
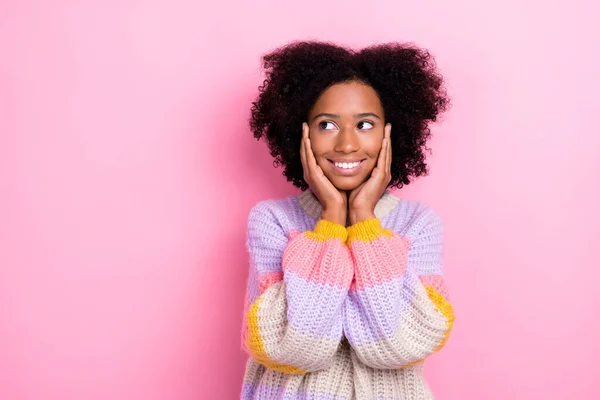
[334,161,360,169]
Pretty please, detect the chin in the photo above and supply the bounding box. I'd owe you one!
[330,178,364,192]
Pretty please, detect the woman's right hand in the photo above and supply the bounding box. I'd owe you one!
[300,123,347,225]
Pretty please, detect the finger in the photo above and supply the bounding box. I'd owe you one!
[377,134,387,170]
[385,124,392,173]
[371,166,381,179]
[306,131,319,173]
[300,123,307,169]
[300,123,307,157]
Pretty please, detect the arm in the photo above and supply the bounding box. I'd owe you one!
[342,208,455,369]
[241,202,353,374]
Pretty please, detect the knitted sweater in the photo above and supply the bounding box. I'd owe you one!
[240,189,455,400]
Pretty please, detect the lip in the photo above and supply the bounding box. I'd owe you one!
[328,159,365,175]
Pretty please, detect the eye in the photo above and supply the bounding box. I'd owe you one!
[318,121,337,130]
[357,121,374,130]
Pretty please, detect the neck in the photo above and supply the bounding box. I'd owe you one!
[298,189,401,223]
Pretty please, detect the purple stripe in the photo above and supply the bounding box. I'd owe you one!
[243,382,349,400]
[247,382,285,399]
[246,264,261,306]
[243,382,400,400]
[285,271,346,339]
[282,392,350,400]
[343,273,421,345]
[247,203,288,275]
[240,382,255,400]
[249,247,285,275]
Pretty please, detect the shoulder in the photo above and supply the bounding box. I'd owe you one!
[247,193,306,234]
[382,193,443,242]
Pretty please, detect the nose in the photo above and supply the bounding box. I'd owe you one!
[333,126,359,154]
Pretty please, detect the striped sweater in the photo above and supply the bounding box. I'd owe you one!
[240,189,455,400]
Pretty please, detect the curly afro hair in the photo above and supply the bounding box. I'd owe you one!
[249,40,450,190]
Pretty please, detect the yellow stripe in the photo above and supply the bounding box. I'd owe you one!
[400,359,425,368]
[347,218,393,243]
[244,297,306,374]
[424,286,455,352]
[305,219,348,243]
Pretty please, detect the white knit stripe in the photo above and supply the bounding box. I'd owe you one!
[352,351,434,400]
[351,281,450,369]
[255,281,343,371]
[298,189,401,222]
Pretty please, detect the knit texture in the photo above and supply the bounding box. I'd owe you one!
[240,189,455,399]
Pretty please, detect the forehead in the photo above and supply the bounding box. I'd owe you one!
[310,81,383,114]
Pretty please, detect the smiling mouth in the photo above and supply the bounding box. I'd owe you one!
[328,159,365,175]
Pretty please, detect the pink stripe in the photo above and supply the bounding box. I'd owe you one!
[282,231,352,288]
[241,291,250,347]
[350,234,410,291]
[287,229,301,240]
[419,274,449,300]
[258,272,284,294]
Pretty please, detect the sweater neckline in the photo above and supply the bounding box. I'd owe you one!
[297,188,401,223]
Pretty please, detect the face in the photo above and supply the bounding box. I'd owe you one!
[307,80,385,191]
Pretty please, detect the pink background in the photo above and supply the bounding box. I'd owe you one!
[1,1,599,399]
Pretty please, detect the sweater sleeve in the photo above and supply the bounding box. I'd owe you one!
[342,210,455,369]
[241,202,353,374]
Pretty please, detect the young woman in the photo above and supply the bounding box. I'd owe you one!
[240,41,454,400]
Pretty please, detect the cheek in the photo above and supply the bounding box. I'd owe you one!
[362,134,384,157]
[365,144,383,159]
[308,138,329,159]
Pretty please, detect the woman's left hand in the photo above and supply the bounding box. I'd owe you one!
[348,123,392,225]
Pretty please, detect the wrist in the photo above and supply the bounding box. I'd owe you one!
[348,208,376,225]
[321,208,347,226]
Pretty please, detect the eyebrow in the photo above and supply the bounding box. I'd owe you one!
[311,112,381,121]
